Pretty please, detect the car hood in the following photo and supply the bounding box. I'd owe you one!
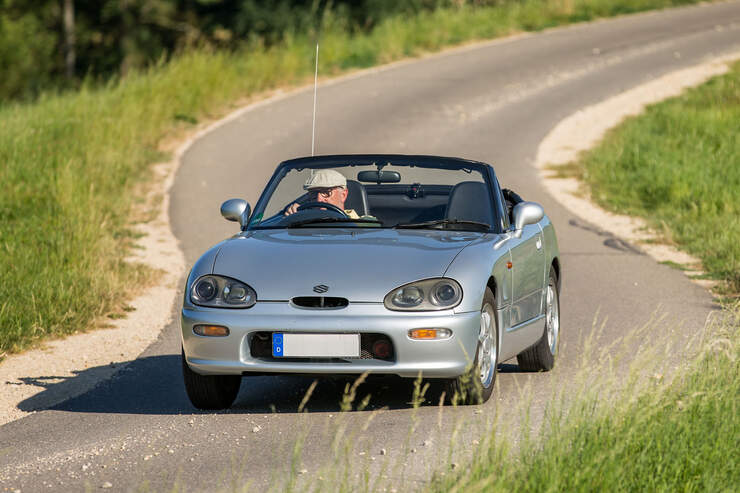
[211,228,484,302]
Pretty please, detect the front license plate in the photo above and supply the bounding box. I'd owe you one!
[272,333,360,358]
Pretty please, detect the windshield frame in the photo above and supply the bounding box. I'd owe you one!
[248,154,506,233]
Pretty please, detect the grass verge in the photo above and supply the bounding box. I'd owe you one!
[572,61,740,293]
[0,0,715,355]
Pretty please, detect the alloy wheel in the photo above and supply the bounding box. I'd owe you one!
[546,280,560,355]
[478,302,497,387]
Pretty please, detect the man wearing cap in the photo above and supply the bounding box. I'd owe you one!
[284,169,361,218]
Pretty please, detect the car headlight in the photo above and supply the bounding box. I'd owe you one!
[190,275,257,308]
[384,278,462,311]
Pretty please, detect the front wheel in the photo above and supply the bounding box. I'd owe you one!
[517,267,560,371]
[182,349,241,410]
[446,287,498,405]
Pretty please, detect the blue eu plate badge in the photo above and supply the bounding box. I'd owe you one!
[272,333,284,357]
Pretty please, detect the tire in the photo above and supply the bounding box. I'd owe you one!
[182,348,241,410]
[517,267,560,372]
[447,287,498,405]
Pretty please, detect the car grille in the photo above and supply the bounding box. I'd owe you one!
[291,296,349,309]
[248,331,395,362]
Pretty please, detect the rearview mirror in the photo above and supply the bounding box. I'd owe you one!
[357,170,401,184]
[512,202,544,238]
[220,199,251,230]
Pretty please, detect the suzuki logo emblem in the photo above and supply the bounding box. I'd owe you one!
[313,284,329,294]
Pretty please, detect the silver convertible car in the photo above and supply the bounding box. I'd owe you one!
[181,155,561,409]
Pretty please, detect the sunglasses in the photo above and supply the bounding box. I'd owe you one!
[310,187,340,199]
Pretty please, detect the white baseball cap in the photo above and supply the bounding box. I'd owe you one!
[303,169,347,190]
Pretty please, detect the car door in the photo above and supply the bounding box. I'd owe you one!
[509,222,546,328]
[490,175,546,327]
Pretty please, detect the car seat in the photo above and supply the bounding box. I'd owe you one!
[446,181,494,226]
[345,180,369,216]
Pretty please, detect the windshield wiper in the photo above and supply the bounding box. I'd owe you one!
[393,219,490,232]
[287,217,383,228]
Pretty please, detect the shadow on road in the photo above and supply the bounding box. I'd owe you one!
[16,354,530,416]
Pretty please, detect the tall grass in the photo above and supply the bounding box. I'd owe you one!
[429,306,739,492]
[0,0,714,355]
[578,62,740,291]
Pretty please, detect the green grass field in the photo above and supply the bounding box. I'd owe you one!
[0,0,715,356]
[578,62,740,293]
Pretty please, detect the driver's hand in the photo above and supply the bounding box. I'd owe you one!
[284,202,300,215]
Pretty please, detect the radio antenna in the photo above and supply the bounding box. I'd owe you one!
[311,43,319,156]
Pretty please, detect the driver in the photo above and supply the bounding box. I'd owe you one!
[284,169,361,218]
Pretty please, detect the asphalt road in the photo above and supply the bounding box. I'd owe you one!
[2,3,739,491]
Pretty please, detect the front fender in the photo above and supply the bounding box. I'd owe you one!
[444,234,512,313]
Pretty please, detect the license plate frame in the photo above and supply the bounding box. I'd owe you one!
[272,333,360,358]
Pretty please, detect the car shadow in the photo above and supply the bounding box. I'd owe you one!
[16,354,531,416]
[498,363,520,373]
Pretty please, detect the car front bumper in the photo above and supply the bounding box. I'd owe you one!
[181,302,485,378]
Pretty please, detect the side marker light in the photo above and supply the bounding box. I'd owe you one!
[193,325,230,337]
[409,328,452,340]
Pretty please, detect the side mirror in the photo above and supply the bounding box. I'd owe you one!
[512,201,544,238]
[220,199,251,230]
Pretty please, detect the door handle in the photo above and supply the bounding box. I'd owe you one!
[536,236,542,250]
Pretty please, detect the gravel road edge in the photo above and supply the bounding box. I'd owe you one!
[536,50,740,291]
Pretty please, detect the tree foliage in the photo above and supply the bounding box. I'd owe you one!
[0,0,477,101]
[0,9,56,99]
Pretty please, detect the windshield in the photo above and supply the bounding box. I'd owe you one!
[249,160,497,231]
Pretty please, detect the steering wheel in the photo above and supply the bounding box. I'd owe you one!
[296,201,348,217]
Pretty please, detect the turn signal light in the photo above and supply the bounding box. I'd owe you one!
[409,328,452,340]
[193,325,230,337]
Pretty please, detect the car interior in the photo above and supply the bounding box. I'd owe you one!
[256,163,511,230]
[345,177,496,226]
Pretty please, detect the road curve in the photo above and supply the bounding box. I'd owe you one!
[2,2,739,491]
